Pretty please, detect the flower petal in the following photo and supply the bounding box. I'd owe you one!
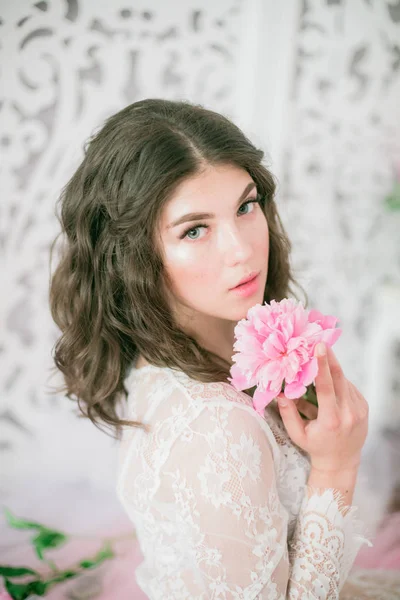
[299,357,319,386]
[252,386,277,415]
[284,381,307,399]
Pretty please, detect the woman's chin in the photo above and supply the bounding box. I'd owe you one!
[229,305,258,323]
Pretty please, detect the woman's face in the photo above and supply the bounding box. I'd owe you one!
[158,163,270,325]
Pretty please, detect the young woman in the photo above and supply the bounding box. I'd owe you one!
[49,99,400,598]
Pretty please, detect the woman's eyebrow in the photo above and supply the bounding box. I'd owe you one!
[167,182,257,229]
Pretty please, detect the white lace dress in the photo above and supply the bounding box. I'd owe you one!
[116,365,400,599]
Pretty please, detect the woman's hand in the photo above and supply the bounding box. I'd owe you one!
[290,395,318,421]
[276,395,318,420]
[277,342,369,473]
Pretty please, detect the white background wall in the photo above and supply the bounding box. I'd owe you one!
[1,0,399,548]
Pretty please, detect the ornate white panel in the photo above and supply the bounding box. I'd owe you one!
[0,0,247,503]
[0,0,399,537]
[278,0,400,394]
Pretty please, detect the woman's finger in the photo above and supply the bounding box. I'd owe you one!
[278,394,318,420]
[325,346,348,406]
[296,398,318,420]
[314,343,340,427]
[347,380,369,418]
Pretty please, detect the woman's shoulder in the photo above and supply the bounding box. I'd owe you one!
[125,360,254,411]
[123,362,289,471]
[124,361,284,442]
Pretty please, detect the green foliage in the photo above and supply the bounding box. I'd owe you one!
[303,383,318,407]
[78,542,114,569]
[0,568,38,577]
[0,508,115,599]
[31,530,67,561]
[5,578,47,600]
[384,181,400,212]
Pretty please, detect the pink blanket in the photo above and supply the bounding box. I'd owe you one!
[354,511,400,570]
[2,513,399,599]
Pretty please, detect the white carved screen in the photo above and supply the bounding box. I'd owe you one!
[1,0,288,528]
[276,0,400,434]
[0,0,399,540]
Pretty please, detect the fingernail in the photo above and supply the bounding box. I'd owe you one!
[315,343,325,357]
[278,398,288,407]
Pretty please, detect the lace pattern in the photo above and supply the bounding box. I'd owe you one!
[116,365,398,599]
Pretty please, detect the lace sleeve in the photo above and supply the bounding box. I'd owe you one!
[152,395,374,599]
[288,486,373,598]
[154,401,290,598]
[118,368,374,598]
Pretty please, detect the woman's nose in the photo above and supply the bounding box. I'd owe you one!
[220,226,253,264]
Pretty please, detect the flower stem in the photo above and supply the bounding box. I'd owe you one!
[71,531,136,543]
[304,384,318,407]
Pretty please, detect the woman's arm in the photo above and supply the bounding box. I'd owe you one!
[151,397,371,598]
[288,462,372,597]
[306,464,360,514]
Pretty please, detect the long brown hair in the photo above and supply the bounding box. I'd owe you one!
[49,99,306,439]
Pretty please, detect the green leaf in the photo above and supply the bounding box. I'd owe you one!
[303,384,319,407]
[3,569,82,599]
[3,508,69,560]
[3,508,44,531]
[79,541,114,570]
[0,566,39,577]
[384,182,400,212]
[5,578,47,600]
[32,530,67,560]
[45,569,78,586]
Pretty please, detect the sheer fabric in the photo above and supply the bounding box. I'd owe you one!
[116,365,400,599]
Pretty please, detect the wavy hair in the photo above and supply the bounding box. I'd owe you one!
[49,99,306,439]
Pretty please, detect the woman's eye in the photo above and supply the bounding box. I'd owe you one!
[184,226,207,240]
[238,199,258,215]
[181,199,259,240]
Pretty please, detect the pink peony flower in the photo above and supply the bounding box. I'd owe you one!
[0,591,13,600]
[228,298,341,416]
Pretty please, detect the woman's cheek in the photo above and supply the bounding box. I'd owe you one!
[164,245,203,286]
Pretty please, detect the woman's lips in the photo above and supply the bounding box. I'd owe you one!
[230,273,260,297]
